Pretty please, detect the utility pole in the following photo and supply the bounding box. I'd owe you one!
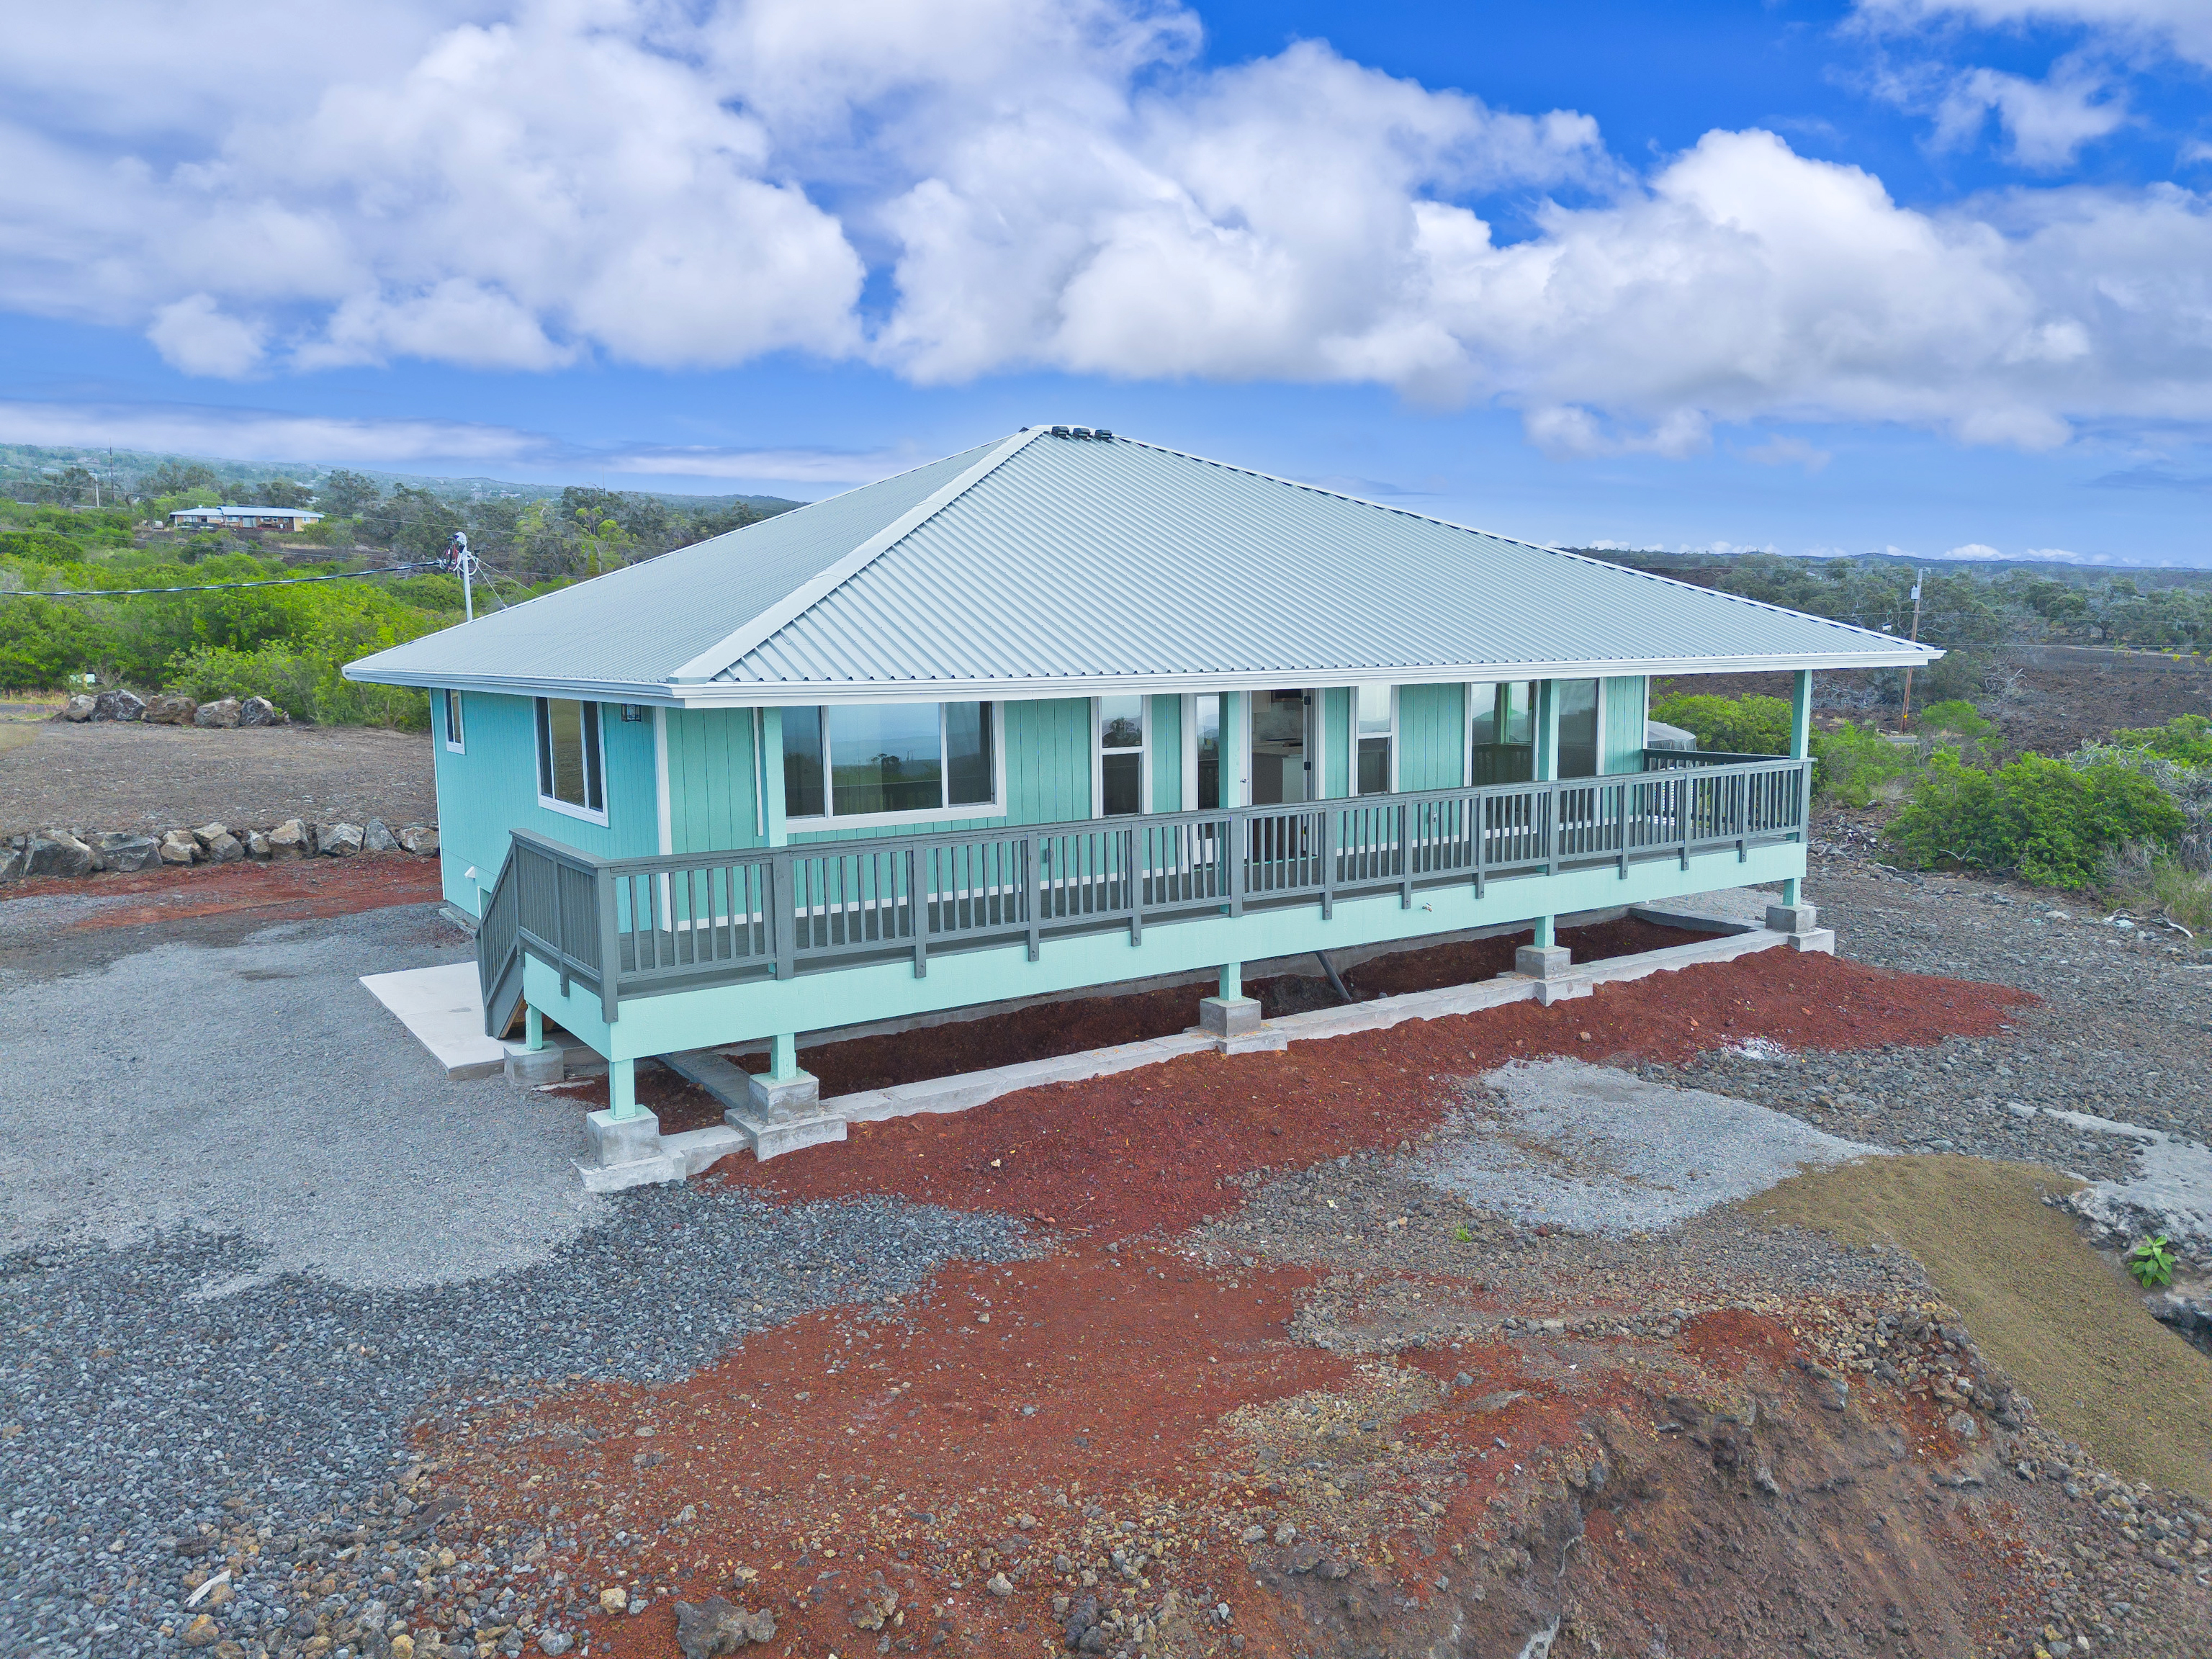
[449,531,475,623]
[1898,570,1925,729]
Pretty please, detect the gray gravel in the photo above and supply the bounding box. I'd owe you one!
[0,901,1031,1655]
[0,1189,1028,1657]
[1,904,607,1290]
[1416,1058,1876,1235]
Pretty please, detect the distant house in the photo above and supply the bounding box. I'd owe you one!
[349,424,1935,1142]
[169,504,325,532]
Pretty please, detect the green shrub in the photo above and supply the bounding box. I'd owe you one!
[1810,722,1917,806]
[1915,698,1996,758]
[1887,751,2187,888]
[1649,691,1793,755]
[2109,714,2212,768]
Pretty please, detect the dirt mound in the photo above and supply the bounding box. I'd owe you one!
[1752,1155,2212,1498]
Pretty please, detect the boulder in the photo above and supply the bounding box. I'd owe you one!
[267,818,313,858]
[24,832,96,878]
[362,817,397,853]
[0,845,20,882]
[397,824,440,855]
[92,832,161,872]
[673,1599,776,1657]
[238,696,287,727]
[320,822,364,858]
[199,826,245,863]
[143,694,199,726]
[60,694,96,721]
[193,698,243,729]
[158,830,202,865]
[91,688,145,721]
[245,830,274,859]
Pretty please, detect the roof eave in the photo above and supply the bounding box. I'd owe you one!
[348,647,1939,706]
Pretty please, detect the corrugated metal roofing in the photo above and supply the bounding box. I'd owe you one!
[345,441,994,693]
[349,427,1933,700]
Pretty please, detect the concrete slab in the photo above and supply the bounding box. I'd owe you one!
[1631,885,1776,936]
[359,962,511,1080]
[361,961,601,1082]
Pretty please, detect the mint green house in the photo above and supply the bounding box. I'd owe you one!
[346,426,1930,1147]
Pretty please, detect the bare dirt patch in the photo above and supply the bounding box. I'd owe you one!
[1754,1156,2212,1498]
[0,718,437,837]
[0,851,443,930]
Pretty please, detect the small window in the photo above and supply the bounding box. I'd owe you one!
[1355,684,1393,795]
[780,701,997,822]
[535,697,605,818]
[1192,693,1222,811]
[442,689,465,752]
[1557,678,1601,778]
[1098,695,1145,817]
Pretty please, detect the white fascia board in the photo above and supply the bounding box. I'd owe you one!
[648,649,1943,706]
[662,426,1050,686]
[339,662,685,703]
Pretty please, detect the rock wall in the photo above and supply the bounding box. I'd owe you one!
[0,818,437,881]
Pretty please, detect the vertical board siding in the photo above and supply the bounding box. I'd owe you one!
[1396,683,1467,791]
[788,696,1093,844]
[666,708,763,853]
[433,690,658,914]
[1601,676,1648,773]
[1148,694,1182,814]
[1321,688,1351,798]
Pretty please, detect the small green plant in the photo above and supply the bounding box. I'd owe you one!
[1454,1225,1473,1244]
[2126,1234,2177,1289]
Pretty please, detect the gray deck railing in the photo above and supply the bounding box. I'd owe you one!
[478,755,1810,1030]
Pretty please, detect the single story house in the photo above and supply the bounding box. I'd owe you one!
[169,504,325,531]
[346,425,1933,1153]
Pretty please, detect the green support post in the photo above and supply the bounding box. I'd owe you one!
[525,1004,544,1052]
[609,1057,639,1121]
[1220,961,1242,1001]
[1532,678,1562,943]
[770,1031,800,1082]
[762,706,789,848]
[1784,668,1813,906]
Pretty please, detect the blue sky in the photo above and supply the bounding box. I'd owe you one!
[1,0,2208,562]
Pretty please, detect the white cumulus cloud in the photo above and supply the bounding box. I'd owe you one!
[0,0,2208,459]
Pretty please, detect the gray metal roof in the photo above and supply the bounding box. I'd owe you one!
[348,426,1936,703]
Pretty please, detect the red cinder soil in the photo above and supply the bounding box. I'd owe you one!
[4,853,444,930]
[699,951,2028,1238]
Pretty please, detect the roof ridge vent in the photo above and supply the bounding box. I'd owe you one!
[1046,425,1114,439]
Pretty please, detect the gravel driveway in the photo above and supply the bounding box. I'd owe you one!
[0,899,1029,1657]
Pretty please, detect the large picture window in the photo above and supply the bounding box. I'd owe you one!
[535,698,604,819]
[781,701,997,822]
[1097,696,1146,817]
[1469,681,1535,786]
[1557,678,1601,778]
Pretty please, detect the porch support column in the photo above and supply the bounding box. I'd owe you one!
[761,706,790,848]
[770,1031,800,1082]
[524,1004,544,1051]
[1523,679,1566,966]
[745,1030,822,1120]
[581,1056,662,1171]
[1200,959,1260,1042]
[1781,669,1813,907]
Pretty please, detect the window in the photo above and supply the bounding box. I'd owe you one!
[1354,683,1394,795]
[781,701,997,822]
[1192,693,1222,811]
[1097,695,1146,817]
[1557,678,1601,778]
[535,698,604,818]
[442,689,464,752]
[1470,681,1535,785]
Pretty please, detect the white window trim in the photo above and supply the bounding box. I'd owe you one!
[534,697,610,827]
[1351,684,1398,796]
[783,699,1007,830]
[1092,694,1150,818]
[442,688,465,754]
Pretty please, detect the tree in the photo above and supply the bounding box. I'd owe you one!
[318,469,382,518]
[256,477,312,508]
[144,460,220,496]
[358,485,464,559]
